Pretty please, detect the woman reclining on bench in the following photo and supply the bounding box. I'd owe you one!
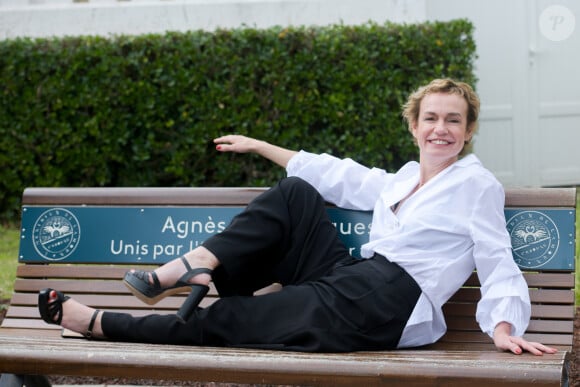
[38,78,557,355]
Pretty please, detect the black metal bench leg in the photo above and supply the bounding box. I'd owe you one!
[0,374,51,387]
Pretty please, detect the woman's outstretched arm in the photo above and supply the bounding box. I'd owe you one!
[214,134,298,168]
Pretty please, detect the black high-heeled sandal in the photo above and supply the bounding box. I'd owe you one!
[38,288,100,338]
[123,256,212,323]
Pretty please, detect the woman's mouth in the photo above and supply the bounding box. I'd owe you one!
[429,139,451,145]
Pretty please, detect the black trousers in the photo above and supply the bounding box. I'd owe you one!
[102,177,421,352]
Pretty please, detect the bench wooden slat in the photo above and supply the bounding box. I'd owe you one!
[3,311,177,327]
[0,331,570,387]
[503,188,576,207]
[441,330,573,346]
[7,305,572,335]
[427,341,573,354]
[16,264,135,279]
[449,287,575,304]
[14,276,573,304]
[0,320,59,330]
[523,334,573,346]
[4,303,182,319]
[443,303,575,319]
[7,293,219,310]
[464,272,575,287]
[4,306,179,324]
[22,186,577,207]
[522,272,576,287]
[445,317,573,334]
[22,187,268,206]
[13,279,129,294]
[13,278,220,296]
[13,265,576,296]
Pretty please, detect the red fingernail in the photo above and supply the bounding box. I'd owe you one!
[216,145,222,150]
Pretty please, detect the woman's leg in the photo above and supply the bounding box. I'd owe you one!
[204,176,352,296]
[50,177,420,351]
[100,177,355,344]
[102,256,421,352]
[127,177,348,297]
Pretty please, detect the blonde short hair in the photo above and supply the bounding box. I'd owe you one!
[402,79,480,156]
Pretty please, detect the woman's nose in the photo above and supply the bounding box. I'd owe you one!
[433,120,448,134]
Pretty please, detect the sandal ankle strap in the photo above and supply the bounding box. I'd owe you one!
[85,309,100,339]
[180,256,193,272]
[179,256,213,281]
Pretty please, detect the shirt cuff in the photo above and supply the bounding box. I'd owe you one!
[477,296,530,337]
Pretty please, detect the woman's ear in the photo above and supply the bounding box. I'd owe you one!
[410,121,418,139]
[465,124,475,143]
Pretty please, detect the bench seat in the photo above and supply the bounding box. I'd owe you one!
[0,329,571,386]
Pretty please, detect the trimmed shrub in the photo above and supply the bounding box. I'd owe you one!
[0,19,477,222]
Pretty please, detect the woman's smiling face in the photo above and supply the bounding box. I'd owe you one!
[411,92,472,165]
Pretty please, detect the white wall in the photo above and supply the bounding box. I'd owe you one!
[1,0,578,187]
[426,0,580,187]
[0,0,425,38]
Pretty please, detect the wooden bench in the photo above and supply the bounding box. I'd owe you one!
[0,186,577,387]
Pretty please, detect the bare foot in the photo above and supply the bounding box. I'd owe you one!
[48,290,105,339]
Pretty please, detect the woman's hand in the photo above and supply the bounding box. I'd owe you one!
[214,135,263,154]
[493,322,558,355]
[214,134,298,168]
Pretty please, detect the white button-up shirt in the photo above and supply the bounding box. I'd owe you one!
[286,151,531,348]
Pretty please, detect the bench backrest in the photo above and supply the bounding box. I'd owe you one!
[4,187,577,348]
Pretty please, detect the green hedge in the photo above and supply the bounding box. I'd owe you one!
[0,19,476,223]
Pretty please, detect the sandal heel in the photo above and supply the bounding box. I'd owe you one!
[176,284,209,323]
[124,256,213,307]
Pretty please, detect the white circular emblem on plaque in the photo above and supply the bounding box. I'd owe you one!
[507,211,559,269]
[32,208,81,261]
